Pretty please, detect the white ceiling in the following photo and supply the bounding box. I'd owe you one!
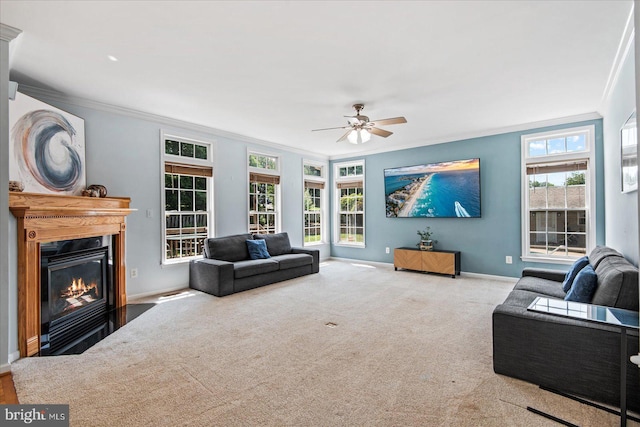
[2,1,633,158]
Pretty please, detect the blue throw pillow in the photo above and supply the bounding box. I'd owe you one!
[562,256,590,293]
[246,239,270,260]
[564,265,598,303]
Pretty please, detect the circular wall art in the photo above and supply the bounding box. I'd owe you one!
[9,93,86,195]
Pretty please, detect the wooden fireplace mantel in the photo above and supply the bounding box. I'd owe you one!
[9,192,134,357]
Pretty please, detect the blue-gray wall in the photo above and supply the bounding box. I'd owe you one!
[5,86,335,360]
[10,88,330,299]
[0,24,21,371]
[331,119,605,277]
[602,37,638,265]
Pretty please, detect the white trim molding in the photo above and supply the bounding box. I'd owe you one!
[600,3,635,110]
[329,112,602,161]
[302,158,329,246]
[16,84,329,160]
[0,23,22,42]
[520,125,597,264]
[333,159,366,247]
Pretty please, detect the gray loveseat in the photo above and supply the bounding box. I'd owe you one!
[189,232,319,297]
[493,246,639,412]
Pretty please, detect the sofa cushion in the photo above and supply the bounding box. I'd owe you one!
[234,259,279,279]
[589,246,624,270]
[246,239,270,260]
[513,276,566,299]
[562,256,589,292]
[271,253,313,270]
[592,256,639,310]
[564,265,598,303]
[254,232,292,256]
[204,233,253,262]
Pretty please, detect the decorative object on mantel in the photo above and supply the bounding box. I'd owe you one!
[9,92,86,196]
[81,188,99,197]
[417,226,437,251]
[9,180,24,192]
[86,184,107,197]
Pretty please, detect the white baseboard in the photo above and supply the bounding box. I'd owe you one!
[127,285,189,302]
[8,351,20,364]
[327,256,394,268]
[0,362,11,374]
[328,256,519,283]
[459,271,519,283]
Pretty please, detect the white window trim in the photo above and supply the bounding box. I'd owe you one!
[247,149,282,234]
[333,159,365,248]
[520,125,596,264]
[303,159,328,246]
[160,131,215,265]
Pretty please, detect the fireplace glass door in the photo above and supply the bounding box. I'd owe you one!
[49,251,105,321]
[41,237,113,355]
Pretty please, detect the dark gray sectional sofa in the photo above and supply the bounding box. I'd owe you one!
[493,246,639,412]
[189,232,319,297]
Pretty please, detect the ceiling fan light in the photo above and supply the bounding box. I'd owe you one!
[347,130,359,144]
[347,129,371,144]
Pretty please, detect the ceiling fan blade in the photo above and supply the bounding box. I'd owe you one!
[312,125,349,132]
[337,130,352,142]
[369,127,393,138]
[371,117,407,126]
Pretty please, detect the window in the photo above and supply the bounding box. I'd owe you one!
[334,160,365,246]
[303,161,327,245]
[248,152,280,234]
[521,125,595,262]
[162,134,213,264]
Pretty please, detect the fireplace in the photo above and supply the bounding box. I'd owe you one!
[10,191,133,357]
[40,236,114,355]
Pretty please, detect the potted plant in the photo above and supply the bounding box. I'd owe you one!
[417,226,437,251]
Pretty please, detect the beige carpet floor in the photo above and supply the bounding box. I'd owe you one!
[11,260,639,426]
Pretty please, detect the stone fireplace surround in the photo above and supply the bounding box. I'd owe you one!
[9,192,133,357]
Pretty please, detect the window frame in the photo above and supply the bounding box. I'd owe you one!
[303,159,328,246]
[333,159,365,247]
[160,131,214,265]
[247,150,281,235]
[521,125,596,264]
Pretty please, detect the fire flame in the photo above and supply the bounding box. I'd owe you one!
[61,277,98,299]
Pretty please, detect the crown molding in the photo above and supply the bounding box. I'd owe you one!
[600,3,635,108]
[15,83,602,163]
[328,111,603,161]
[16,84,330,161]
[0,23,22,42]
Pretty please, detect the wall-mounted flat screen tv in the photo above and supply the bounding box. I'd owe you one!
[384,158,481,218]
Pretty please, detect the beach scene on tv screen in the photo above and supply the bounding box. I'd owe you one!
[385,158,480,218]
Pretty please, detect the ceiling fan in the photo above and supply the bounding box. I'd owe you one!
[312,104,407,144]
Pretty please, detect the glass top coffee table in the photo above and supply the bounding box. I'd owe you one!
[528,296,639,328]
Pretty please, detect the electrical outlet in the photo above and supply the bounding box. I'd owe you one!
[505,256,513,264]
[130,268,138,278]
[146,209,153,218]
[385,247,390,254]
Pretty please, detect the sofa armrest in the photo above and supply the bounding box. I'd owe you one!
[291,247,320,273]
[492,302,640,410]
[522,267,565,282]
[189,258,235,297]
